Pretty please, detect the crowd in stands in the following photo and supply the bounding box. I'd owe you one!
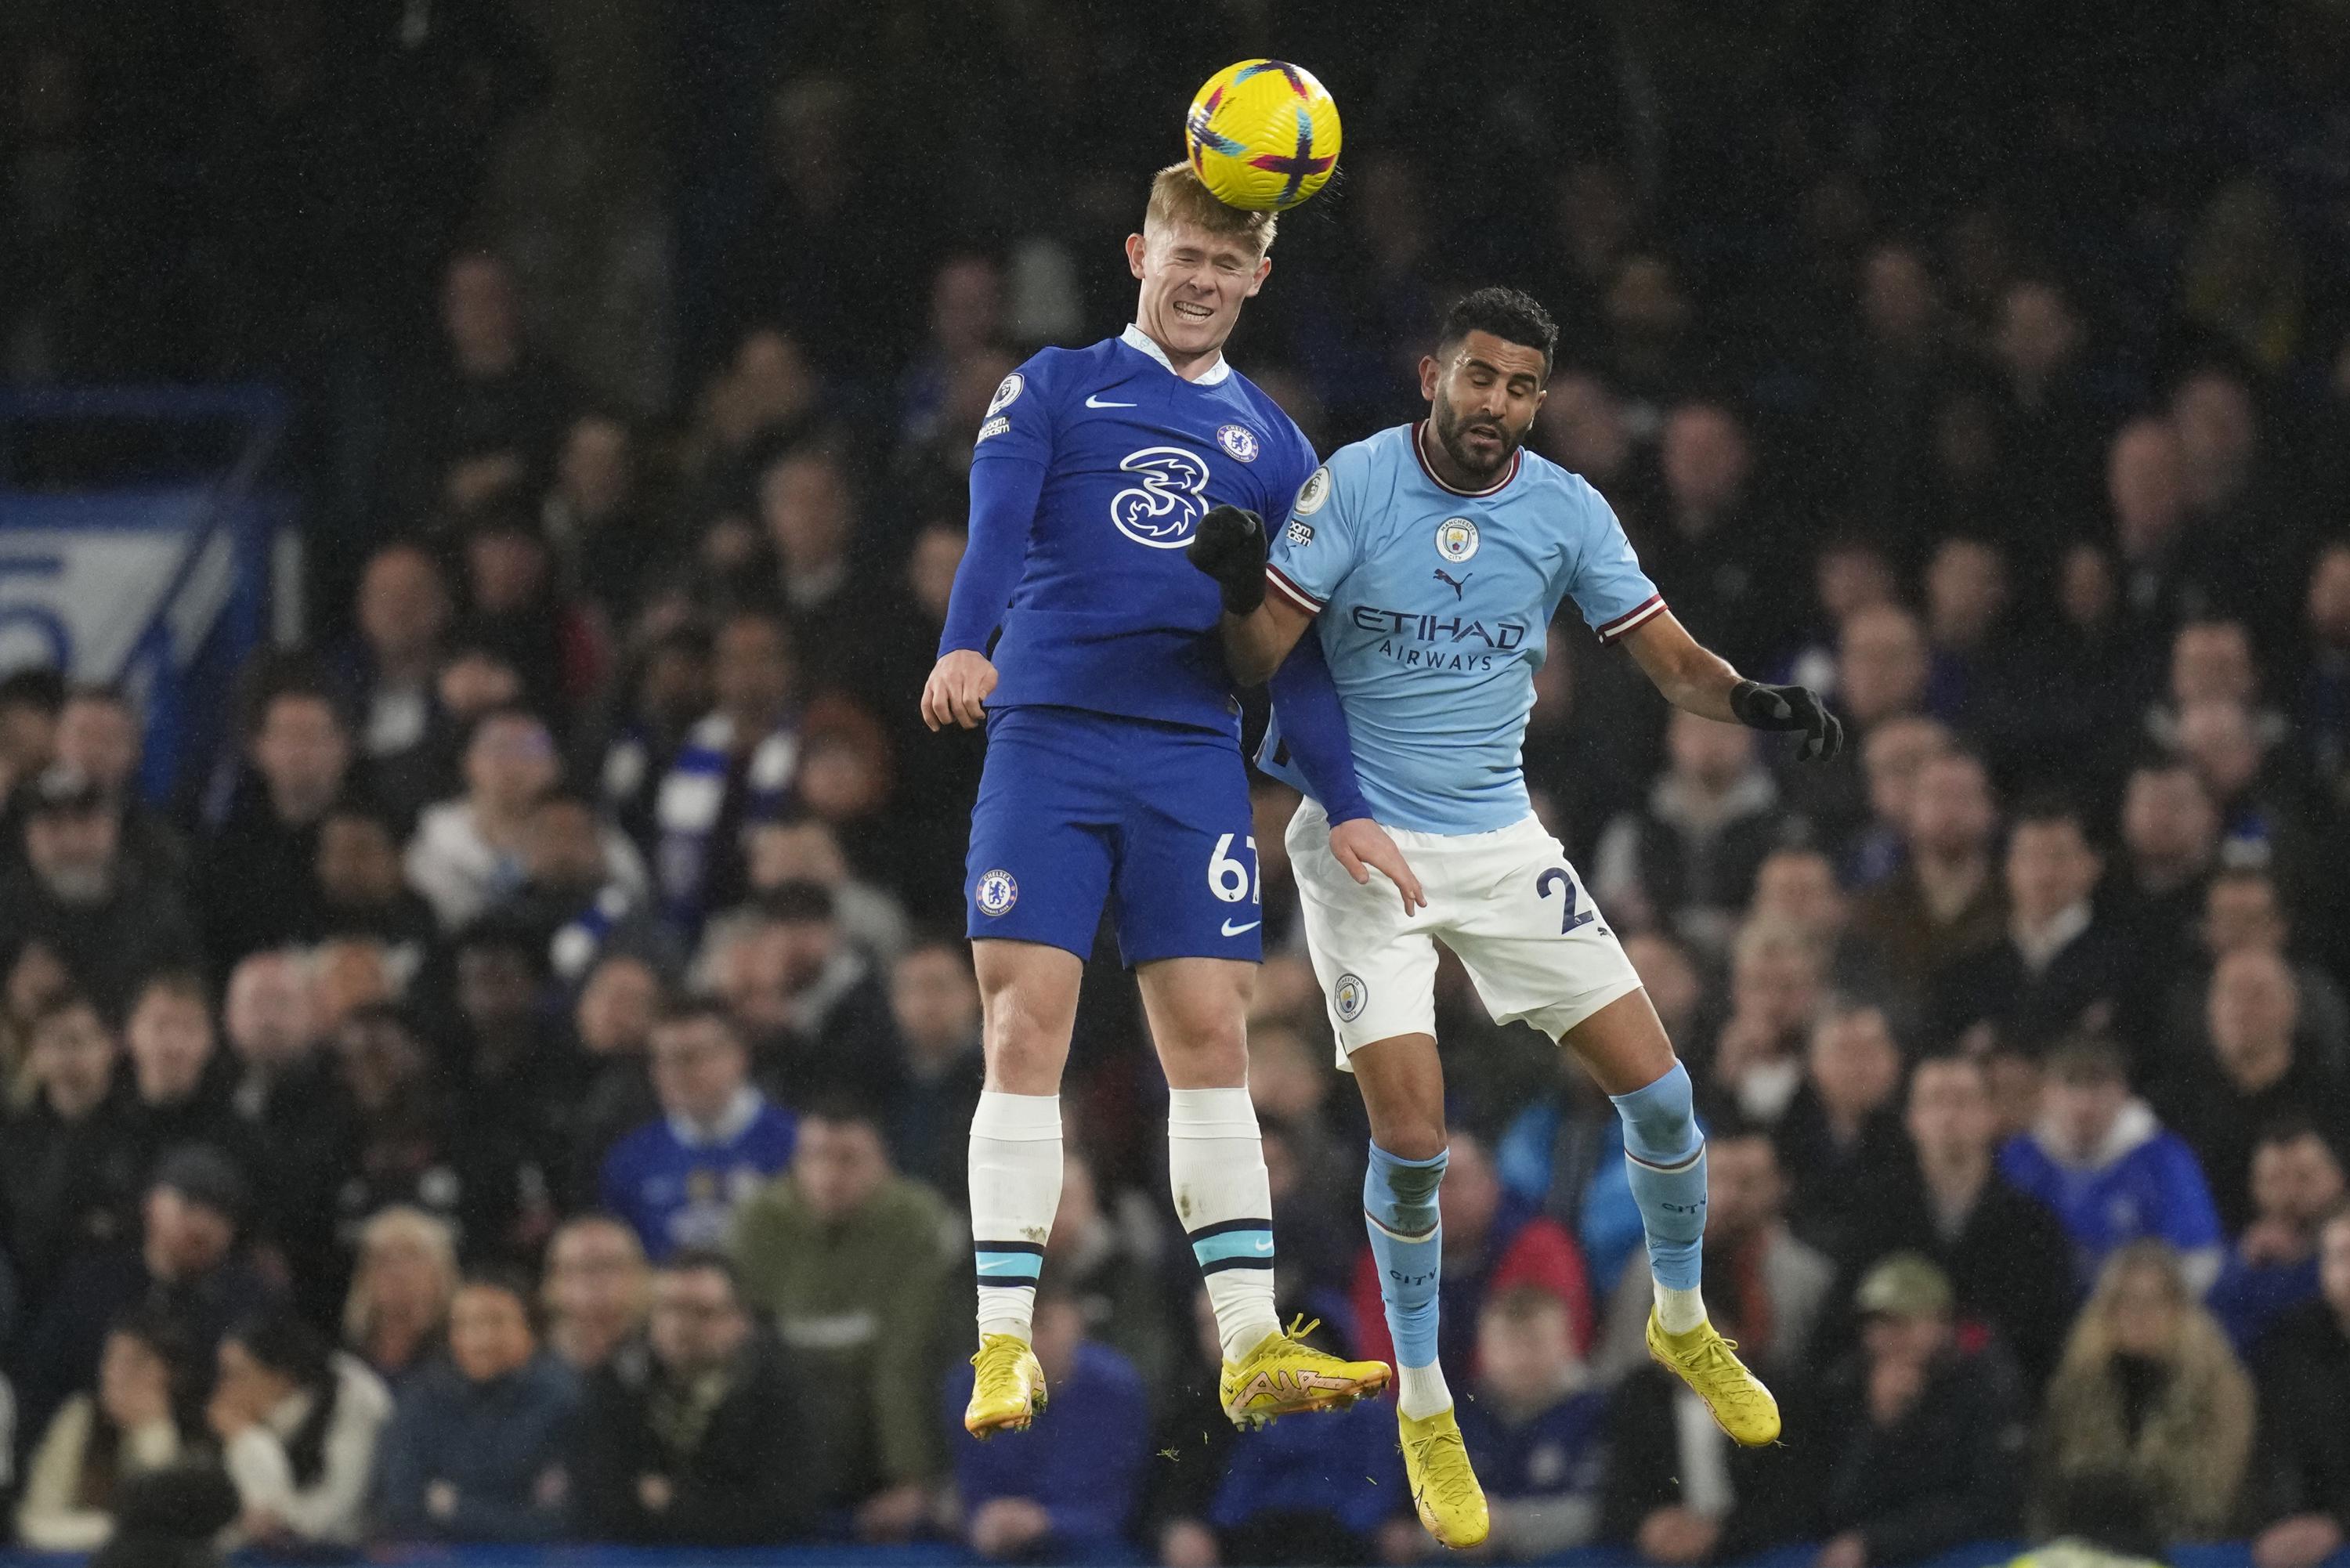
[7,2,2350,1563]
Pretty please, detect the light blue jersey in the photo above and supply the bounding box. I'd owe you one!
[1261,421,1664,833]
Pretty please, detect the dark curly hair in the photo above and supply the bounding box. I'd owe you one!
[1440,286,1558,373]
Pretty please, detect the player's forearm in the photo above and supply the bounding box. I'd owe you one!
[937,452,1047,656]
[1266,634,1372,824]
[1622,611,1741,720]
[1219,605,1291,686]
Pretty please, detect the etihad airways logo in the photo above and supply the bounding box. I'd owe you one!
[1348,605,1528,649]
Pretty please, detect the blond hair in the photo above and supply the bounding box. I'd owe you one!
[342,1205,458,1346]
[1146,164,1277,256]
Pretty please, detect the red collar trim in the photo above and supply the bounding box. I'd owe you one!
[1412,421,1522,497]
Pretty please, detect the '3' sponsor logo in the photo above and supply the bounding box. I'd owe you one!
[1110,446,1210,548]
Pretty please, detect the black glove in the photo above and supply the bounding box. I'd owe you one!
[1729,678,1845,762]
[1187,504,1267,616]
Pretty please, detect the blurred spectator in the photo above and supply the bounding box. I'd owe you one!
[545,413,668,622]
[1456,1287,1609,1560]
[2037,1241,2253,1541]
[1840,713,1949,894]
[2299,540,2350,803]
[325,1003,544,1268]
[120,972,254,1184]
[600,1000,795,1260]
[1593,710,1793,957]
[388,250,580,523]
[1835,1054,2076,1387]
[885,937,984,1202]
[2162,869,2350,1078]
[949,1284,1149,1563]
[2207,1121,2345,1352]
[1643,402,1775,667]
[335,542,458,829]
[754,443,882,699]
[1932,800,2133,1057]
[1351,1129,1594,1378]
[1922,537,2011,732]
[1600,1122,1832,1386]
[454,510,604,716]
[375,1269,580,1542]
[730,1101,953,1534]
[210,1306,393,1550]
[1704,920,1828,1125]
[408,707,640,933]
[315,803,438,957]
[2106,760,2220,969]
[1775,1003,1912,1267]
[1816,1255,2028,1566]
[497,786,675,988]
[1144,1289,1405,1568]
[0,765,200,1017]
[82,1465,240,1568]
[598,624,714,854]
[1049,1150,1178,1400]
[1,989,143,1313]
[2174,698,2291,861]
[2246,1208,2350,1568]
[2000,1037,2224,1292]
[195,684,351,973]
[542,1214,650,1375]
[571,1248,808,1545]
[341,1206,457,1393]
[18,1145,281,1445]
[566,953,665,1205]
[713,883,903,1111]
[2157,948,2350,1230]
[651,610,800,932]
[50,685,182,883]
[14,1310,202,1551]
[0,667,63,803]
[1599,1290,1821,1566]
[743,815,910,964]
[1849,747,2004,1006]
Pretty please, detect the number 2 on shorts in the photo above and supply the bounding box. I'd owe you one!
[1536,866,1595,934]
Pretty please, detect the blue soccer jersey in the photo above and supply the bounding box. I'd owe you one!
[938,326,1317,964]
[1261,422,1664,834]
[940,324,1318,734]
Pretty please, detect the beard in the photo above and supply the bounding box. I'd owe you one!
[1430,390,1526,481]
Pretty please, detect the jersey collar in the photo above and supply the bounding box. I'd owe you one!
[1413,420,1523,497]
[1122,323,1231,386]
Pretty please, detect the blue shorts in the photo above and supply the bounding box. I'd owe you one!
[964,706,1263,966]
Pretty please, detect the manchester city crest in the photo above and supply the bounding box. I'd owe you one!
[975,868,1019,917]
[1333,973,1367,1021]
[1435,517,1480,563]
[1217,424,1260,463]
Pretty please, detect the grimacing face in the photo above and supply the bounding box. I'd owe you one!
[1126,219,1269,366]
[1421,330,1547,482]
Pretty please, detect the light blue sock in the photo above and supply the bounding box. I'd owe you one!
[1364,1143,1447,1382]
[1611,1061,1706,1293]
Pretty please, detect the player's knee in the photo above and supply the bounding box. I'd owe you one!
[980,993,1072,1091]
[1611,1057,1697,1161]
[1369,1114,1446,1165]
[1157,1018,1249,1087]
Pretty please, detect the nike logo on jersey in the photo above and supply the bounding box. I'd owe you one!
[1086,394,1137,408]
[1221,919,1261,937]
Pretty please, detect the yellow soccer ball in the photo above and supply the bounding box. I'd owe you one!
[1184,60,1343,212]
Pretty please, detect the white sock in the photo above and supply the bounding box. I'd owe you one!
[1397,1360,1453,1421]
[969,1091,1062,1343]
[1655,1278,1708,1335]
[1168,1086,1284,1362]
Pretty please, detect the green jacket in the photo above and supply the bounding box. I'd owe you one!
[729,1173,956,1504]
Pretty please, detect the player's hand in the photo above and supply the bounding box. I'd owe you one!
[922,649,998,731]
[1329,817,1426,915]
[1186,504,1268,616]
[1729,679,1844,761]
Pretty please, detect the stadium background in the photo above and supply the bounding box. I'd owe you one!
[4,0,2350,1563]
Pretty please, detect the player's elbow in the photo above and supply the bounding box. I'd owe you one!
[1220,623,1282,686]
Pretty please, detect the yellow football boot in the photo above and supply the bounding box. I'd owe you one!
[1400,1404,1491,1549]
[964,1333,1047,1439]
[1647,1308,1781,1445]
[1219,1316,1391,1428]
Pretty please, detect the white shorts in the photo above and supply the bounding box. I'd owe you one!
[1286,800,1644,1068]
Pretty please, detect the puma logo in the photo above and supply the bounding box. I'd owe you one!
[1434,567,1471,598]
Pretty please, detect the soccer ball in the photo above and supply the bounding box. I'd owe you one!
[1184,60,1343,212]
